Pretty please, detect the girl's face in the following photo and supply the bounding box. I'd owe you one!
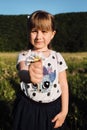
[29,28,56,51]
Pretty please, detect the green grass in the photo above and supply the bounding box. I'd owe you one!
[0,52,19,101]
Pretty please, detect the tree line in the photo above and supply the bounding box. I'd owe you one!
[0,12,87,52]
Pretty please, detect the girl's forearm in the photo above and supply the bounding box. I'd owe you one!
[61,84,69,116]
[59,71,69,116]
[18,70,31,83]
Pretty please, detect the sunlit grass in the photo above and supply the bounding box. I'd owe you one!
[62,52,87,60]
[0,52,87,59]
[0,52,18,61]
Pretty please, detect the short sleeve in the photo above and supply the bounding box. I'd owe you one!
[17,53,26,64]
[16,53,25,70]
[16,50,31,70]
[56,52,68,72]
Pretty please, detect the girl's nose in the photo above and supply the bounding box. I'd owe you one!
[36,31,42,39]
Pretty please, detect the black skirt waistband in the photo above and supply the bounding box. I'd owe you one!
[18,90,61,107]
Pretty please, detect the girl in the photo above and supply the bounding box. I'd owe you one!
[13,10,69,130]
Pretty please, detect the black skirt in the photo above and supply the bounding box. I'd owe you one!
[12,91,66,130]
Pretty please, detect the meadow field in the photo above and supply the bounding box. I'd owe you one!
[0,52,87,130]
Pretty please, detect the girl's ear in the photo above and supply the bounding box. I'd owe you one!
[51,30,56,39]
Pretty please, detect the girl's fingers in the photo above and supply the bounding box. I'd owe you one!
[52,115,58,122]
[29,61,43,84]
[52,113,66,128]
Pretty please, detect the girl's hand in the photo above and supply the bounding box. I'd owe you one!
[29,60,43,84]
[52,112,67,128]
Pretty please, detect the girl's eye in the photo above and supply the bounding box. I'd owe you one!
[31,30,37,33]
[42,31,48,33]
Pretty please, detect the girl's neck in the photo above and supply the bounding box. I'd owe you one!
[32,48,49,52]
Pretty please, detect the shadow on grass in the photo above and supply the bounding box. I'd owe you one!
[0,78,20,130]
[0,100,13,130]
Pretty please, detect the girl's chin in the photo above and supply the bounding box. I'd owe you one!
[34,46,45,50]
[33,47,47,52]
